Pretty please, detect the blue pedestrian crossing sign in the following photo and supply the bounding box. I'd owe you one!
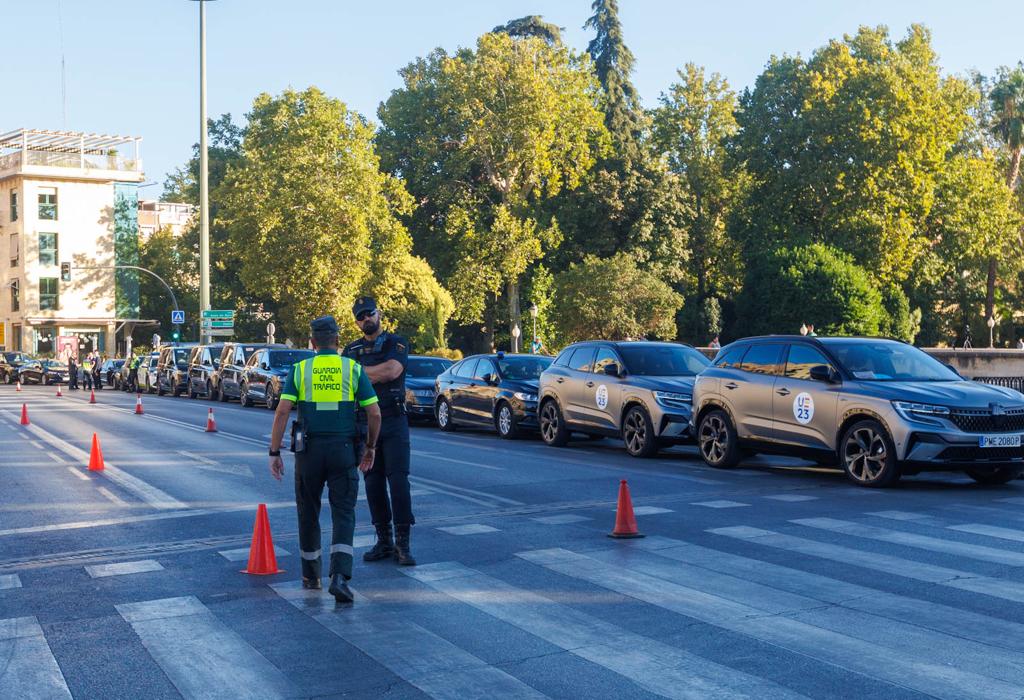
[171,310,185,325]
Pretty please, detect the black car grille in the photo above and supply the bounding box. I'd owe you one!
[948,409,1024,433]
[937,445,1024,461]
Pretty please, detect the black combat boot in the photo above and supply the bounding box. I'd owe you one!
[328,574,353,603]
[363,523,394,562]
[394,524,416,566]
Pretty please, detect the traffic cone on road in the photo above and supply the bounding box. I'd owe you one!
[242,504,283,575]
[56,385,62,397]
[15,381,21,392]
[205,407,217,433]
[89,389,96,404]
[134,394,144,415]
[87,433,105,472]
[19,403,29,426]
[608,479,644,539]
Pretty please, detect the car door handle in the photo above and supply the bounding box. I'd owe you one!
[585,381,594,388]
[556,378,565,383]
[776,388,791,396]
[724,382,738,390]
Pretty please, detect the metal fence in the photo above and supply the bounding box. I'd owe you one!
[972,376,1024,392]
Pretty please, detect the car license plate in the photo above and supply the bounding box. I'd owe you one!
[979,434,1022,448]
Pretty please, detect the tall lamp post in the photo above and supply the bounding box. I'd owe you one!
[529,303,538,353]
[988,315,997,348]
[191,0,214,343]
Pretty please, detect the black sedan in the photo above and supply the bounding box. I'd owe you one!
[239,348,314,409]
[435,352,552,438]
[17,359,70,385]
[1,352,33,383]
[405,355,454,421]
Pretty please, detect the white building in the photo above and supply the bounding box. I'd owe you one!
[138,199,195,239]
[0,129,148,357]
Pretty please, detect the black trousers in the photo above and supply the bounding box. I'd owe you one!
[68,370,78,390]
[362,414,414,526]
[294,436,358,580]
[82,372,92,390]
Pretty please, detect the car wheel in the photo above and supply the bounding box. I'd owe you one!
[43,375,50,386]
[539,399,570,447]
[266,386,278,410]
[495,402,519,439]
[622,405,658,458]
[218,383,230,402]
[189,382,198,400]
[206,381,216,401]
[840,419,901,487]
[966,467,1020,485]
[436,397,456,432]
[171,382,181,398]
[240,383,251,408]
[157,380,166,396]
[698,409,741,468]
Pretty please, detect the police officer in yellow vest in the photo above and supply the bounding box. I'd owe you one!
[268,315,381,603]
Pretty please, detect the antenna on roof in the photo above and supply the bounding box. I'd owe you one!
[57,0,67,128]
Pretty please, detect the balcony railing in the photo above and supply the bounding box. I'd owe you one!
[0,150,141,173]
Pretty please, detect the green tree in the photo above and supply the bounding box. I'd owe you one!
[585,0,643,159]
[366,254,454,352]
[736,244,887,337]
[492,15,563,45]
[552,253,683,344]
[732,25,974,285]
[137,226,199,341]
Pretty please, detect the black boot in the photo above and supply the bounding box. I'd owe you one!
[363,523,394,562]
[328,574,353,603]
[302,577,321,590]
[394,524,416,566]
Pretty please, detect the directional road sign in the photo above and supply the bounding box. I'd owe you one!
[171,310,185,325]
[201,320,234,329]
[202,310,235,320]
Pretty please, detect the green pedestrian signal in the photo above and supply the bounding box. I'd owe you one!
[172,331,180,341]
[60,262,71,282]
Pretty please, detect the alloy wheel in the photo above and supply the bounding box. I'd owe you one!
[437,400,449,427]
[540,403,559,442]
[699,414,727,464]
[843,427,887,482]
[623,411,647,454]
[498,406,512,436]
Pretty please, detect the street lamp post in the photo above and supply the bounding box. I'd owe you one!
[511,324,521,352]
[988,315,996,348]
[191,0,214,343]
[529,303,538,353]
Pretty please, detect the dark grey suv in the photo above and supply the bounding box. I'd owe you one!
[538,341,710,457]
[694,335,1024,487]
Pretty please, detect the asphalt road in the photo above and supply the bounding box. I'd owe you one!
[3,382,1024,699]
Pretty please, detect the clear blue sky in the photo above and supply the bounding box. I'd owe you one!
[4,1,1022,192]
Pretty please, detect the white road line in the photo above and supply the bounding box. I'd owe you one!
[763,494,818,502]
[218,546,289,562]
[85,559,164,578]
[518,548,1024,700]
[412,451,505,471]
[403,562,804,699]
[793,517,1024,567]
[709,525,1024,603]
[97,487,129,506]
[176,450,253,477]
[0,617,73,699]
[47,452,66,463]
[67,466,90,481]
[271,580,549,700]
[692,500,749,508]
[948,522,1024,543]
[116,596,295,699]
[0,574,21,590]
[630,506,673,515]
[409,475,524,506]
[436,524,498,535]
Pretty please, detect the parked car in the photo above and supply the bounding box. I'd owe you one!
[1,352,34,383]
[405,355,454,420]
[156,344,197,396]
[239,348,315,409]
[186,343,226,399]
[16,359,70,385]
[101,358,125,388]
[693,335,1024,487]
[216,343,283,402]
[538,341,710,457]
[140,352,160,393]
[435,353,552,438]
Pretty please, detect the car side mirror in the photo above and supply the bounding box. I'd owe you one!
[482,373,497,385]
[261,362,269,370]
[603,363,620,377]
[809,365,839,383]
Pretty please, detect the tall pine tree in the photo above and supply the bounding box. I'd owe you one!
[585,0,644,162]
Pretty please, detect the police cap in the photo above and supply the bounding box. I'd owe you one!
[352,296,378,318]
[310,315,340,335]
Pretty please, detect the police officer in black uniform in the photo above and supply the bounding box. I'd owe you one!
[343,296,416,566]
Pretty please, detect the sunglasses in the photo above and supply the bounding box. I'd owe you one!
[356,310,378,321]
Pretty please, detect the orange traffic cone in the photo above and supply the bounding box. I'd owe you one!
[89,389,96,404]
[15,381,21,392]
[88,433,105,472]
[608,479,644,539]
[19,403,29,426]
[134,394,144,415]
[56,385,63,397]
[243,504,283,575]
[205,407,217,433]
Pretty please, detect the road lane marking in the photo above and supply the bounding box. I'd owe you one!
[403,562,804,699]
[630,506,673,515]
[0,574,21,590]
[518,548,1024,700]
[763,494,818,502]
[116,596,295,698]
[67,466,90,481]
[0,617,73,698]
[947,522,1024,543]
[47,452,66,463]
[270,580,549,700]
[218,546,289,562]
[793,517,1024,567]
[691,500,749,508]
[176,450,253,477]
[532,514,590,525]
[436,524,498,535]
[412,450,505,471]
[98,487,129,506]
[85,559,164,578]
[409,475,524,506]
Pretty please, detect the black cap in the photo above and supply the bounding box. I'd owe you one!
[310,315,339,335]
[352,296,377,317]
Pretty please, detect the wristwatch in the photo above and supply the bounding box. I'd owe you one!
[269,449,281,457]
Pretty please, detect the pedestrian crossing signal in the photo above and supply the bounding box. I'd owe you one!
[60,262,71,282]
[172,331,180,341]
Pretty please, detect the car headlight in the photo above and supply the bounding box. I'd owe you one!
[413,389,434,398]
[513,391,538,402]
[654,390,692,407]
[892,401,950,424]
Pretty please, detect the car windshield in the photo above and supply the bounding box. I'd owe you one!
[619,345,710,376]
[825,340,959,381]
[268,351,313,368]
[407,358,452,378]
[43,360,66,369]
[497,356,553,380]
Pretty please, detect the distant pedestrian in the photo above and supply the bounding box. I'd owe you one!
[799,323,808,336]
[68,355,79,390]
[82,355,93,390]
[92,355,103,390]
[1017,338,1023,350]
[709,336,721,349]
[807,324,817,337]
[530,336,544,354]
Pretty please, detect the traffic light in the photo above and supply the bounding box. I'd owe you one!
[172,331,180,341]
[60,262,71,282]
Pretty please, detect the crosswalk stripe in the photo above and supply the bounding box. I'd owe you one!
[0,574,21,590]
[270,580,548,699]
[403,561,805,699]
[218,546,289,562]
[85,560,164,578]
[792,517,1024,566]
[517,548,1024,700]
[116,596,295,699]
[0,616,72,698]
[948,522,1024,543]
[709,525,1024,603]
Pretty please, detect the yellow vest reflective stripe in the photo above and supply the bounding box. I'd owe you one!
[295,354,358,410]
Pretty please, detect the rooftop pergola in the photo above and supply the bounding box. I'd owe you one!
[0,128,142,173]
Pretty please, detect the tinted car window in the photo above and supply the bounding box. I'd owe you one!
[475,359,497,380]
[825,340,958,381]
[407,358,452,378]
[593,347,619,374]
[268,350,312,368]
[714,345,746,369]
[740,344,783,375]
[784,345,833,380]
[498,356,552,380]
[568,346,596,372]
[553,350,572,367]
[453,359,478,379]
[619,345,710,376]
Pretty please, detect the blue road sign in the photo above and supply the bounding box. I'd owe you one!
[171,310,185,325]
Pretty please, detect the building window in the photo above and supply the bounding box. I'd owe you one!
[9,233,18,268]
[38,188,57,220]
[38,232,57,266]
[10,279,19,311]
[10,191,17,222]
[39,277,58,310]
